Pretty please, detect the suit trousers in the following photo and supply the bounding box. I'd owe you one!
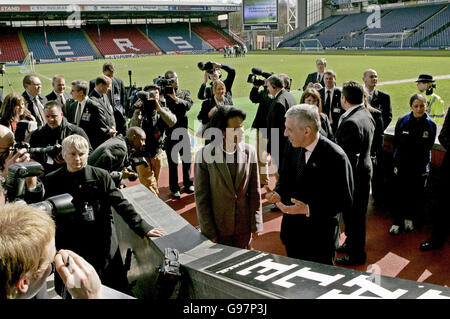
[256,129,269,185]
[166,129,193,193]
[343,179,371,257]
[218,233,252,250]
[371,153,385,205]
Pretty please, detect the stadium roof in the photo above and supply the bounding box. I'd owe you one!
[0,1,241,20]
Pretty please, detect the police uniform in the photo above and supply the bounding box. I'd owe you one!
[426,92,445,126]
[392,112,437,227]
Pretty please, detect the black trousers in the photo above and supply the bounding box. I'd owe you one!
[371,153,385,205]
[343,179,371,258]
[165,129,193,193]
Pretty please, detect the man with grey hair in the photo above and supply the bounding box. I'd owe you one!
[21,74,48,127]
[302,58,326,91]
[265,104,353,265]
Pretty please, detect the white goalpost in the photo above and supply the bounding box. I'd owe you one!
[363,31,414,49]
[299,38,324,53]
[19,52,35,74]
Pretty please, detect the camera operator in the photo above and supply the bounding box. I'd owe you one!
[197,61,235,102]
[88,127,160,197]
[248,68,274,187]
[0,203,102,299]
[162,70,194,199]
[129,84,177,196]
[29,101,92,175]
[0,124,42,204]
[42,134,164,297]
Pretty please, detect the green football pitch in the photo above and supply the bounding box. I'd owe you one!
[2,50,449,131]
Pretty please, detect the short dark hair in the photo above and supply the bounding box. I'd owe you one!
[210,105,246,132]
[143,84,160,93]
[409,93,427,107]
[102,62,115,73]
[342,81,364,105]
[71,80,89,96]
[164,70,176,79]
[267,75,284,89]
[44,100,61,111]
[95,74,112,86]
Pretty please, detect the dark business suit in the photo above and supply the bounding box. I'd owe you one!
[266,89,297,170]
[302,72,325,91]
[369,89,391,130]
[22,91,48,128]
[90,78,127,135]
[45,91,72,115]
[275,137,354,265]
[77,97,115,150]
[335,104,375,259]
[319,87,343,133]
[367,106,385,206]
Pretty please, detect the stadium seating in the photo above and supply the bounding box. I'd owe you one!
[138,23,211,53]
[191,23,234,50]
[279,15,345,48]
[85,25,160,56]
[279,4,450,49]
[0,28,26,62]
[22,27,98,60]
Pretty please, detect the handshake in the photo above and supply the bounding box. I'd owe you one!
[264,185,310,217]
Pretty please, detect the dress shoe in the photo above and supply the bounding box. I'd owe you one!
[185,185,195,194]
[404,219,414,232]
[172,191,181,200]
[335,254,367,266]
[336,243,349,253]
[389,224,401,235]
[419,238,444,251]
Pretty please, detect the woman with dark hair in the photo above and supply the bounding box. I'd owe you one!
[300,88,334,141]
[389,93,437,235]
[0,93,35,132]
[194,105,263,249]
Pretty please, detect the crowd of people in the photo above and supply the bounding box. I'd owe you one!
[0,57,448,299]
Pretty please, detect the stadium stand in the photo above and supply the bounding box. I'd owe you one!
[279,15,345,48]
[139,23,212,53]
[22,27,98,60]
[191,23,235,50]
[0,28,26,62]
[279,4,450,49]
[85,25,160,57]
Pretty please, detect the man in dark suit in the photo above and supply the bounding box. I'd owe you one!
[335,81,375,266]
[89,62,127,135]
[363,69,392,207]
[265,104,354,265]
[163,70,194,199]
[302,58,326,91]
[29,101,92,174]
[319,70,343,133]
[69,79,114,150]
[266,74,297,177]
[22,74,48,128]
[45,74,71,116]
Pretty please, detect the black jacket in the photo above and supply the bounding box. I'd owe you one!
[275,136,353,262]
[319,87,343,133]
[43,165,153,272]
[370,89,392,130]
[302,72,325,91]
[197,64,236,101]
[29,117,92,174]
[250,86,271,130]
[165,88,193,131]
[45,91,72,115]
[22,91,48,128]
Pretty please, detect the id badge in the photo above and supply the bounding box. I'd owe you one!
[333,108,341,113]
[81,112,91,122]
[81,204,95,222]
[114,94,120,102]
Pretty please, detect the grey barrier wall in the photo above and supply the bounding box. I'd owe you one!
[113,184,450,299]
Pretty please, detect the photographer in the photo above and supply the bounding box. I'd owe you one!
[29,101,92,175]
[162,70,194,199]
[0,124,42,204]
[197,61,235,102]
[43,134,164,297]
[248,68,273,187]
[0,203,102,299]
[130,84,177,196]
[88,127,159,196]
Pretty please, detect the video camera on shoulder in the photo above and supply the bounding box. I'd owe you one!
[5,161,43,202]
[153,76,176,95]
[135,90,157,113]
[247,67,273,87]
[197,61,217,74]
[14,120,37,143]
